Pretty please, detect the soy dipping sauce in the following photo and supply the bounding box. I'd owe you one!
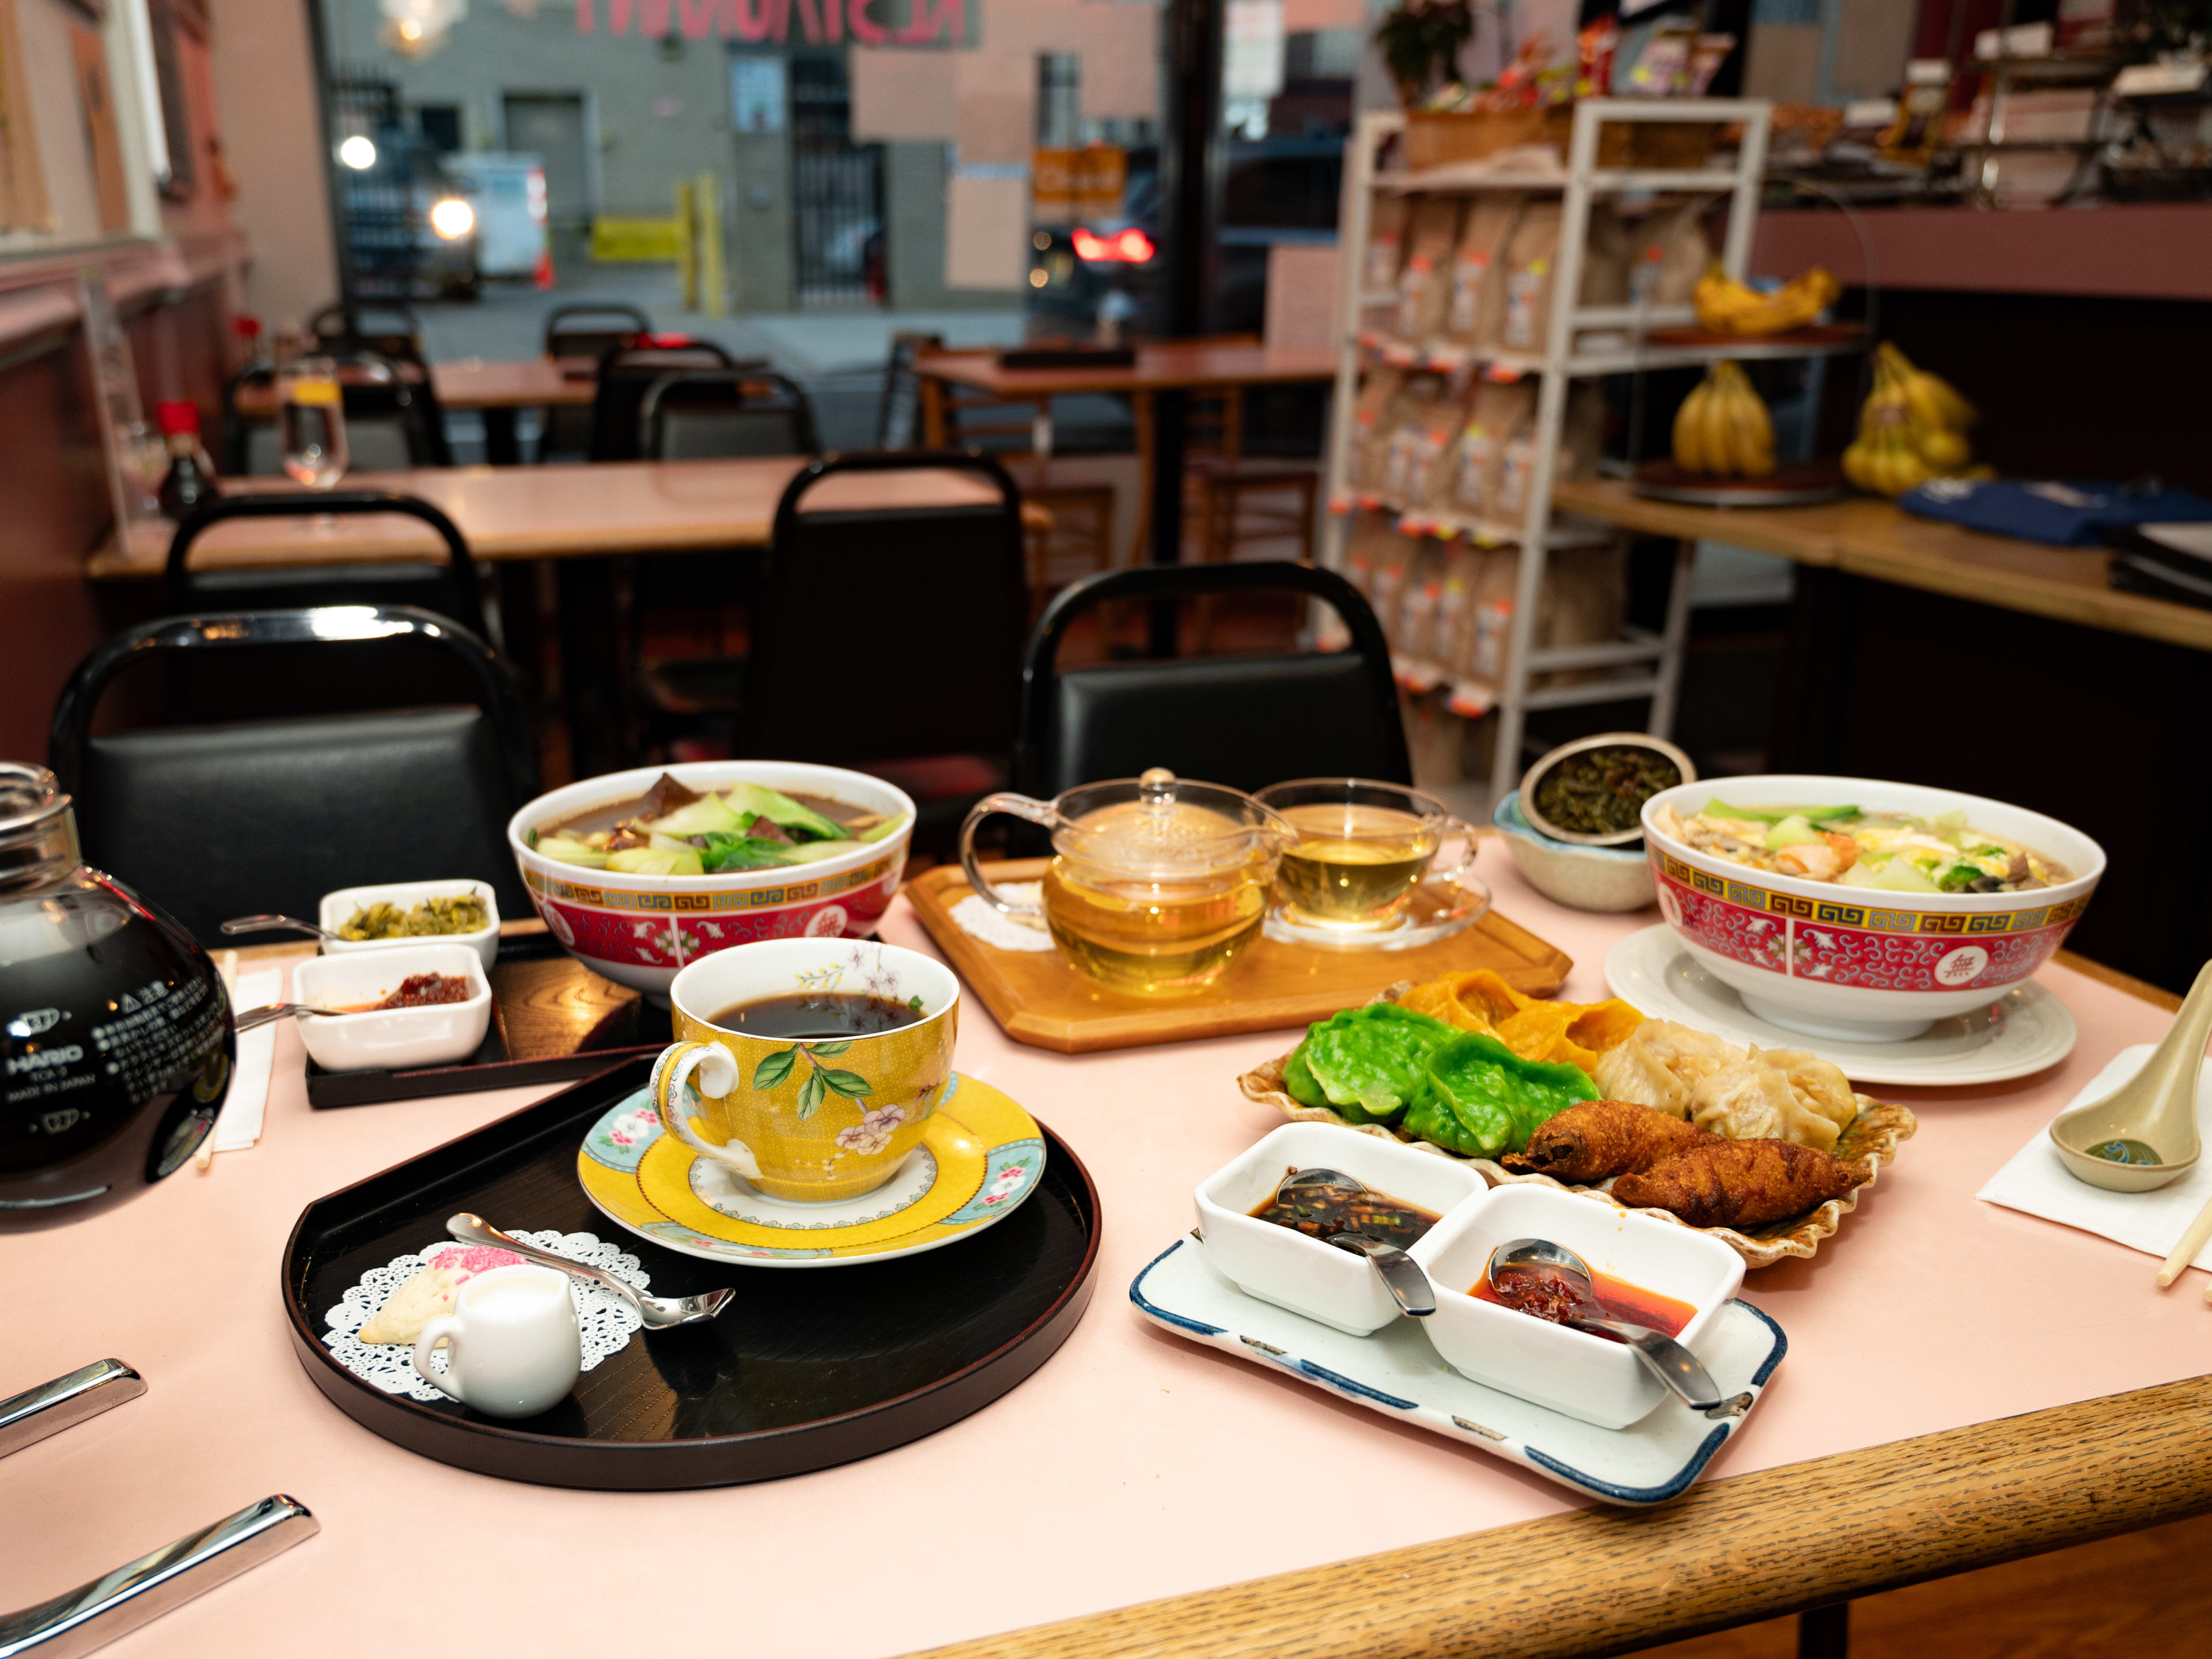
[709,991,924,1039]
[1249,1172,1440,1249]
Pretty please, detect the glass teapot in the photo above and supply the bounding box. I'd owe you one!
[0,764,233,1229]
[959,768,1294,996]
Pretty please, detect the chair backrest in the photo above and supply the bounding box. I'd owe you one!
[1016,561,1411,797]
[48,607,537,949]
[309,302,429,367]
[590,343,739,461]
[741,452,1028,764]
[544,302,652,362]
[878,332,945,450]
[641,370,819,461]
[166,490,488,636]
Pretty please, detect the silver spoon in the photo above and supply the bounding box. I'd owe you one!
[1274,1166,1367,1203]
[233,1002,356,1031]
[1486,1238,1744,1419]
[222,914,344,942]
[447,1213,734,1330]
[1326,1232,1435,1317]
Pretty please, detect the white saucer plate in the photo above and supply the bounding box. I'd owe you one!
[1605,924,2078,1086]
[1130,1235,1784,1507]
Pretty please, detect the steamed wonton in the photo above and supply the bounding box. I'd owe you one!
[1591,1020,1744,1119]
[1690,1047,1858,1152]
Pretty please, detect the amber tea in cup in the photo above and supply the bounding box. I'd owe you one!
[1273,803,1441,926]
[1257,779,1479,934]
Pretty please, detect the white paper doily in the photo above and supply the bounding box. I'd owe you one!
[323,1231,649,1402]
[950,881,1055,952]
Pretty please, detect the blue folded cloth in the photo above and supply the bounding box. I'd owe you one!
[1896,478,2212,547]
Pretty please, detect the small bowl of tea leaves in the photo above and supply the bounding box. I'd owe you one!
[1520,734,1695,849]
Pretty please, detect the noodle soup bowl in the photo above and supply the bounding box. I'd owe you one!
[509,762,915,998]
[1641,775,2104,1042]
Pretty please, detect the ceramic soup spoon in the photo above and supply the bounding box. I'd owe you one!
[2050,959,2212,1194]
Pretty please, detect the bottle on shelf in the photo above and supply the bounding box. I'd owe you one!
[154,400,222,521]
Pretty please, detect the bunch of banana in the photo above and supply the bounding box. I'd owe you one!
[1841,343,1978,497]
[1694,264,1843,335]
[1672,361,1775,478]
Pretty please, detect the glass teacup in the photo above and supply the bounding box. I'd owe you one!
[1256,778,1486,942]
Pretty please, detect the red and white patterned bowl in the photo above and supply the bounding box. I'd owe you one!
[507,763,915,999]
[1640,775,2104,1041]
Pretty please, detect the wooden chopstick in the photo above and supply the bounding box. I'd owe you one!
[2157,1186,2212,1287]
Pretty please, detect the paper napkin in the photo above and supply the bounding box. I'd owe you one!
[213,965,286,1152]
[1978,1044,2212,1271]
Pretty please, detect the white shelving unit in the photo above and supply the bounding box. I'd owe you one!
[1320,97,1784,801]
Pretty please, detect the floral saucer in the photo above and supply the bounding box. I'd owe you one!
[577,1074,1048,1268]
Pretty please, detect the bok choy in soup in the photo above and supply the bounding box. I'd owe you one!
[529,773,907,877]
[1652,799,2067,893]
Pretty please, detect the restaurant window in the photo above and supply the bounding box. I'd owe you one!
[306,0,1188,439]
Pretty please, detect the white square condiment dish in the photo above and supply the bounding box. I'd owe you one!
[1408,1184,1745,1430]
[318,880,501,972]
[1194,1122,1486,1336]
[290,944,493,1073]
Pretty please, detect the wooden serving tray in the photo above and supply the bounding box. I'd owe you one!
[904,859,1573,1054]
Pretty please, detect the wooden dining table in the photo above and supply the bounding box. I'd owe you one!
[915,342,1338,571]
[3,850,2206,1658]
[88,458,1047,777]
[231,359,599,465]
[89,458,1031,577]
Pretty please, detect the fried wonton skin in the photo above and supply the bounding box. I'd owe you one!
[1611,1138,1864,1229]
[1500,1100,1714,1183]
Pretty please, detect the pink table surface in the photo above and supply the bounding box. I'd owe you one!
[0,844,2195,1658]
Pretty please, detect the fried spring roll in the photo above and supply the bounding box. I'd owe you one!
[1501,1100,1714,1183]
[1611,1138,1865,1229]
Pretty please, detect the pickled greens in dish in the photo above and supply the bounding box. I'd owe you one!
[1652,799,2066,892]
[529,773,907,877]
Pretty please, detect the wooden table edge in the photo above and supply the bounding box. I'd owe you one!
[892,950,2197,1659]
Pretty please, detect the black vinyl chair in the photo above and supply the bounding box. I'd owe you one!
[544,302,652,363]
[540,304,653,460]
[222,351,449,476]
[637,451,1028,848]
[310,301,429,365]
[167,491,488,638]
[641,369,820,461]
[1016,560,1411,797]
[589,342,742,462]
[49,607,536,948]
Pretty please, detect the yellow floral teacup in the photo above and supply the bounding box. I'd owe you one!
[652,938,959,1202]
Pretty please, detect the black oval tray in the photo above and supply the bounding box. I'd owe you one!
[280,1056,1100,1488]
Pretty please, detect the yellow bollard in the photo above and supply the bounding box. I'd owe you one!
[675,178,696,312]
[695,171,725,318]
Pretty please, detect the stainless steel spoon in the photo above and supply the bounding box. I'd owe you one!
[221,914,344,942]
[447,1213,734,1330]
[1487,1238,1744,1418]
[1274,1166,1368,1203]
[1325,1232,1436,1317]
[233,1002,356,1031]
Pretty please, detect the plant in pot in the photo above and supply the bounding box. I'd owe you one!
[1375,0,1475,108]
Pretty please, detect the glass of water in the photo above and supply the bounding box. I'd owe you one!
[278,357,349,488]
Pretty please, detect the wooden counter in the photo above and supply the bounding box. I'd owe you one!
[1552,477,2212,653]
